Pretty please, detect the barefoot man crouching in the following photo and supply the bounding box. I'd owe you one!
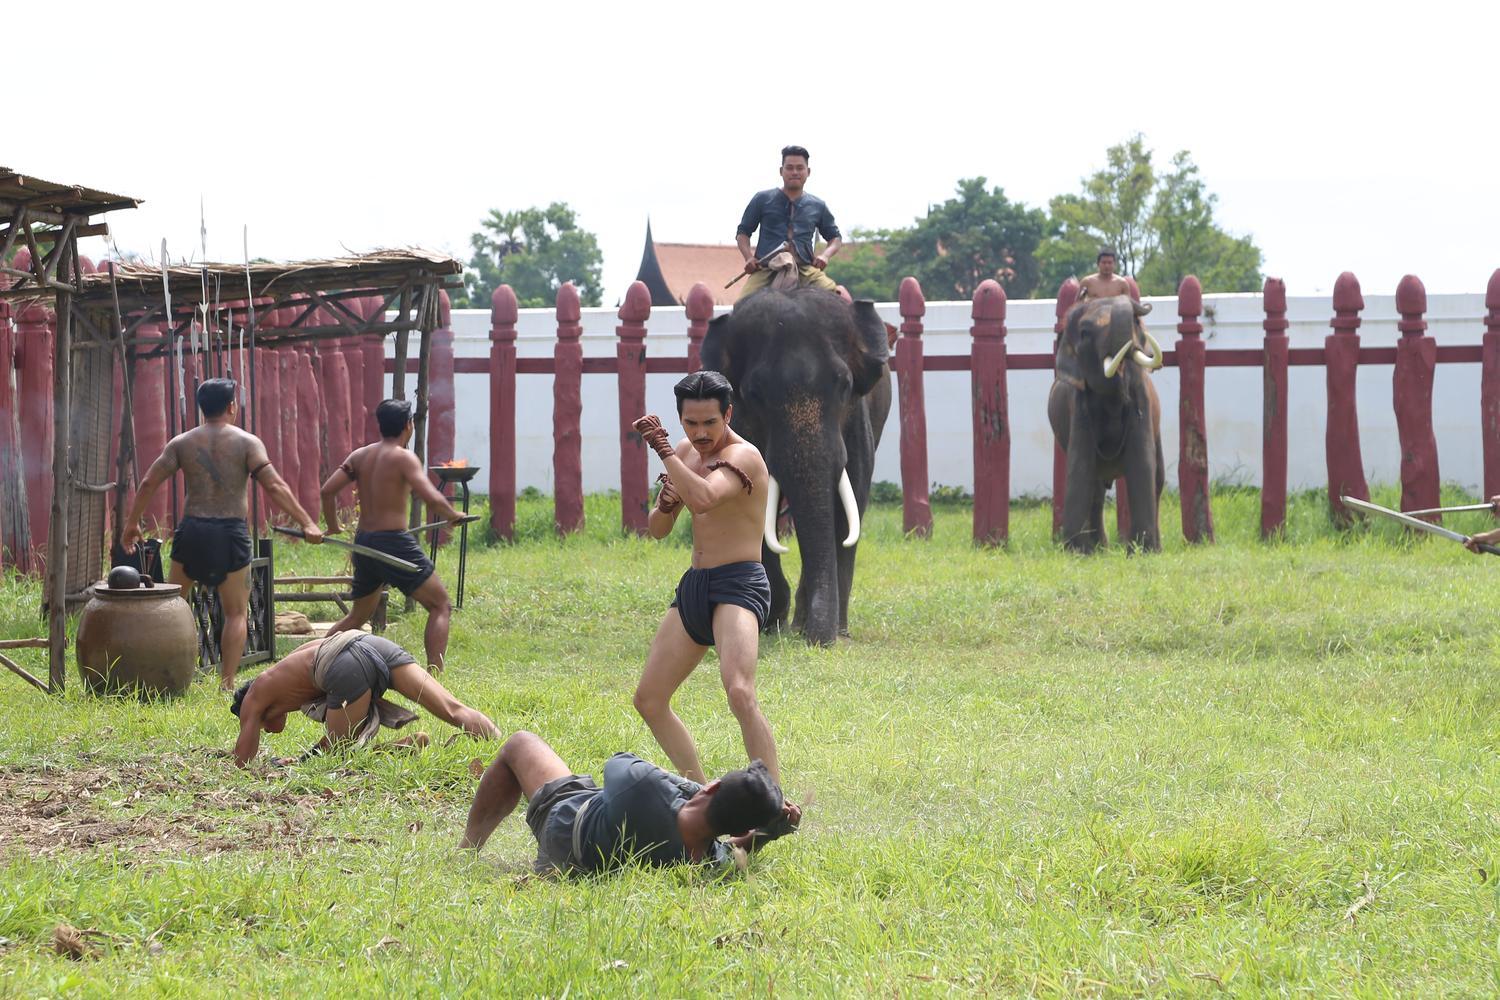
[320,399,468,672]
[230,631,498,767]
[459,730,800,874]
[631,371,784,789]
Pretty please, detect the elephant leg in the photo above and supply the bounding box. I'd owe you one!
[762,545,791,633]
[1089,478,1108,549]
[1125,421,1161,552]
[1062,399,1099,553]
[791,568,808,634]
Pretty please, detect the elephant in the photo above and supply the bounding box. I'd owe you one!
[1046,295,1165,553]
[701,288,892,646]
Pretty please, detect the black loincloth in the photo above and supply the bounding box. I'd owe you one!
[350,529,436,598]
[171,516,251,587]
[670,561,771,647]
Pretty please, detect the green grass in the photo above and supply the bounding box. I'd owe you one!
[2,485,1499,996]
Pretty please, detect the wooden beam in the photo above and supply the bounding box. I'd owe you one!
[0,637,49,650]
[0,204,25,262]
[0,651,49,693]
[47,280,73,691]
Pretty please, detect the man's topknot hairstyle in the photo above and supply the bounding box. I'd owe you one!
[707,759,784,837]
[376,398,414,439]
[197,378,237,418]
[781,145,810,163]
[673,370,733,416]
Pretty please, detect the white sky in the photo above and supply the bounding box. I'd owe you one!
[11,0,1497,303]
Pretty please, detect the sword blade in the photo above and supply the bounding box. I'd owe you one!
[1402,502,1495,517]
[1341,496,1468,543]
[271,526,420,572]
[406,515,480,536]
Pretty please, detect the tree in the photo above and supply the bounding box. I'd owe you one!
[458,202,603,309]
[887,178,1048,300]
[824,228,901,301]
[1038,135,1262,296]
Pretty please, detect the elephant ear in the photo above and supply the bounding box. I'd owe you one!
[1054,300,1090,386]
[700,314,735,385]
[849,300,891,396]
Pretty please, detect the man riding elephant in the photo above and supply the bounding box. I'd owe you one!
[701,288,891,645]
[1047,295,1165,552]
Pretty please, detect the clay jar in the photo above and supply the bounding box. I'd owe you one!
[76,571,197,696]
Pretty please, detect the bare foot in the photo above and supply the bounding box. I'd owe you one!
[386,732,432,754]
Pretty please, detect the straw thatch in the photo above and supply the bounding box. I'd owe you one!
[0,167,140,218]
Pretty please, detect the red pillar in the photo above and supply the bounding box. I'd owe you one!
[14,249,53,562]
[1326,271,1369,525]
[1261,277,1290,538]
[255,338,282,531]
[1482,270,1500,500]
[361,295,386,440]
[317,309,354,509]
[276,342,302,523]
[295,346,323,515]
[488,285,518,541]
[897,277,932,537]
[0,275,17,571]
[553,282,584,535]
[1052,278,1080,537]
[428,293,456,544]
[685,282,713,373]
[1393,274,1440,517]
[1176,275,1213,542]
[343,334,366,445]
[133,328,171,531]
[970,279,1008,545]
[617,281,651,535]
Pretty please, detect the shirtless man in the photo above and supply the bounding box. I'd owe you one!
[1078,246,1133,301]
[123,378,323,691]
[630,370,783,786]
[230,631,498,767]
[320,399,466,672]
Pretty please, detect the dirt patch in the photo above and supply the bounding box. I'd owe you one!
[0,752,383,860]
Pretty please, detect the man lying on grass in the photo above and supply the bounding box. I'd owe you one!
[458,731,801,874]
[230,631,499,766]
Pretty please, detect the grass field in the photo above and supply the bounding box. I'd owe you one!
[1,486,1498,997]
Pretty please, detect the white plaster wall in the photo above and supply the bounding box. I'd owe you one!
[412,291,1492,497]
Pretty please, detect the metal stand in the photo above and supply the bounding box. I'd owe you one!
[429,465,478,609]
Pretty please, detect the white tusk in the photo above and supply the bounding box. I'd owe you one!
[839,468,861,548]
[1103,338,1132,378]
[1144,328,1164,370]
[1132,349,1153,367]
[764,476,789,554]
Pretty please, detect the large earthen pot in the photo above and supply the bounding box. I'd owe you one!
[76,571,197,696]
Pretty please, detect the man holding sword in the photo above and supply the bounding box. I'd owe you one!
[734,144,842,300]
[320,399,469,672]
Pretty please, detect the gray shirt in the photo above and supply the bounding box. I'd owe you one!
[574,753,730,870]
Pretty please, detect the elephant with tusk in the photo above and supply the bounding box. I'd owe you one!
[1047,294,1165,553]
[702,289,892,645]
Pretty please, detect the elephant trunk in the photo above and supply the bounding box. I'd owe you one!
[783,470,842,646]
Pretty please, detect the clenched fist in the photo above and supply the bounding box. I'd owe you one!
[654,474,682,515]
[633,414,675,461]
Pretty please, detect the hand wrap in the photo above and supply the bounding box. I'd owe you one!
[633,415,674,461]
[654,474,682,515]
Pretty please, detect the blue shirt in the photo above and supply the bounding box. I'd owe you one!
[737,189,841,265]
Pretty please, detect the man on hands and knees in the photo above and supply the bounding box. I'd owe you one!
[459,731,800,874]
[1077,246,1133,302]
[631,372,789,804]
[320,399,468,672]
[122,378,323,691]
[230,631,499,767]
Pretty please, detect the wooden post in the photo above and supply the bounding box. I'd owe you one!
[553,282,584,535]
[46,260,74,690]
[685,282,713,373]
[897,277,932,537]
[410,292,437,536]
[970,278,1009,545]
[1052,278,1079,537]
[392,287,412,400]
[14,250,53,562]
[428,293,456,543]
[1326,271,1369,525]
[1482,269,1500,500]
[1393,274,1440,517]
[294,346,323,516]
[1176,275,1213,542]
[617,281,652,536]
[489,285,519,542]
[1260,277,1290,538]
[361,295,386,440]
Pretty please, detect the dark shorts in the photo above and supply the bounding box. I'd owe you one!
[350,530,436,599]
[670,561,771,647]
[171,516,252,587]
[317,634,413,708]
[524,774,601,873]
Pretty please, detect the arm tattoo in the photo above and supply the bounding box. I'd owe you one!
[706,460,753,495]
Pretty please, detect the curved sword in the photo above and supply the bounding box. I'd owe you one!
[1341,496,1500,555]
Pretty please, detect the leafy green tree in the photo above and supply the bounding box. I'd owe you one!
[824,228,901,301]
[458,203,603,309]
[1136,151,1263,295]
[887,178,1048,300]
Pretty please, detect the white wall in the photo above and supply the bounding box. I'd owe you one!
[416,291,1493,496]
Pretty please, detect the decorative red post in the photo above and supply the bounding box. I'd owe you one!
[133,328,170,532]
[0,275,17,571]
[428,293,457,543]
[970,279,1009,545]
[318,307,354,509]
[1117,278,1143,540]
[276,341,301,522]
[342,334,366,443]
[1260,277,1289,538]
[1326,271,1369,525]
[361,295,386,440]
[14,249,54,560]
[1393,274,1440,517]
[1052,277,1079,537]
[897,277,932,537]
[255,341,282,530]
[553,282,584,535]
[617,281,652,535]
[1482,270,1500,500]
[685,282,713,373]
[488,285,519,541]
[294,346,323,516]
[1176,275,1213,542]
